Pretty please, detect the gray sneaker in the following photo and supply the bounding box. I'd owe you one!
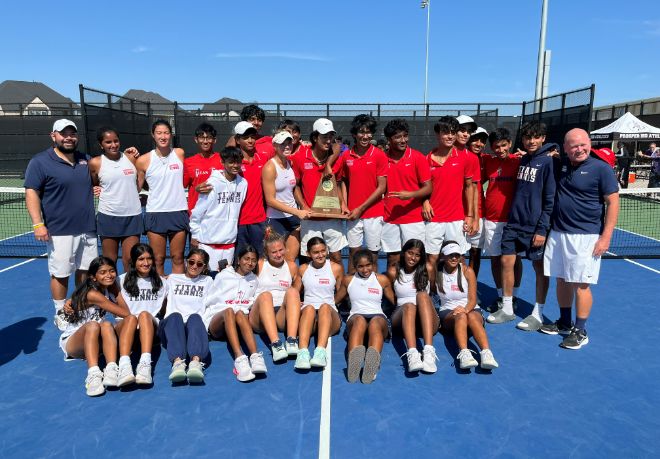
[361,347,381,384]
[486,309,516,324]
[347,345,366,383]
[516,315,543,331]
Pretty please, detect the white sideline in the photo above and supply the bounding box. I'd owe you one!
[318,337,332,459]
[0,255,43,273]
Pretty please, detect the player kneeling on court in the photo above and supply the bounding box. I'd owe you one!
[57,256,130,397]
[114,243,167,386]
[158,249,213,384]
[539,129,619,350]
[387,239,439,374]
[437,242,498,370]
[335,249,395,383]
[253,228,303,359]
[204,245,266,382]
[293,237,344,370]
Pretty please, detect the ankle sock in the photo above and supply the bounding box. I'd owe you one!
[119,355,131,367]
[502,296,514,315]
[140,353,151,363]
[575,317,588,331]
[531,303,544,322]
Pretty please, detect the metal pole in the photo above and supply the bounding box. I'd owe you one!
[534,0,549,111]
[422,1,431,105]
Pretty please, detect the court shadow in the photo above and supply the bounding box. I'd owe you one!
[477,281,498,307]
[439,330,482,375]
[0,317,47,367]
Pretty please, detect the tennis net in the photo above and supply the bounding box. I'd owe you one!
[0,187,659,259]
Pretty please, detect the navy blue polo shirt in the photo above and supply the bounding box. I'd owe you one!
[24,147,96,236]
[552,156,618,234]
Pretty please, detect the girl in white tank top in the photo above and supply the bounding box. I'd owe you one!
[266,157,297,219]
[144,149,187,212]
[293,237,343,370]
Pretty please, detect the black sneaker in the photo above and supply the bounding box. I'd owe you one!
[539,320,573,336]
[560,328,589,350]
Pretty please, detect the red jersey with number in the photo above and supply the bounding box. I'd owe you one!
[183,152,223,213]
[335,146,387,219]
[383,147,431,224]
[238,151,268,225]
[482,154,521,222]
[427,148,472,223]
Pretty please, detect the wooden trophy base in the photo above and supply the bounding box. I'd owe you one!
[310,176,347,220]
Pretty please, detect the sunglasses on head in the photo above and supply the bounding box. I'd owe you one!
[187,260,206,268]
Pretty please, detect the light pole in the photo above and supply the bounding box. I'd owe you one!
[421,0,430,105]
[534,0,549,111]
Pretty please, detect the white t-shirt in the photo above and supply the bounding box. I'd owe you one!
[118,273,168,320]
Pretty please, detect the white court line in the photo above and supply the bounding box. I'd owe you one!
[318,337,332,459]
[0,254,44,273]
[0,230,33,243]
[607,251,660,275]
[614,227,660,243]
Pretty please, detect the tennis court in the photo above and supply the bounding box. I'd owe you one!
[0,189,659,458]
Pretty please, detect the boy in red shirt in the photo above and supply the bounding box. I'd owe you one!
[335,114,388,273]
[381,119,432,268]
[226,105,275,157]
[183,123,223,213]
[465,127,488,278]
[481,128,522,312]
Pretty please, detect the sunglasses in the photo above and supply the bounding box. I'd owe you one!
[446,253,461,259]
[187,260,206,268]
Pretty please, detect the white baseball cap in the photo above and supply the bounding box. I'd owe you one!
[272,130,293,144]
[471,127,489,139]
[312,118,335,135]
[441,242,463,256]
[234,121,258,135]
[52,119,77,132]
[455,115,477,132]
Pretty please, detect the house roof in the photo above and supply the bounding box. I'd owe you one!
[0,80,78,111]
[122,89,174,105]
[201,97,244,113]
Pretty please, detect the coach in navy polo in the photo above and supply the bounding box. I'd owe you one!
[540,128,619,350]
[24,119,97,315]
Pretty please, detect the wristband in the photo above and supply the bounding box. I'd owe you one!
[32,222,45,229]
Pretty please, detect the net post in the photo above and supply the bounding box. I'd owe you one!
[79,84,91,155]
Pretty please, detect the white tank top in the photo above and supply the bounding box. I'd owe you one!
[145,150,187,212]
[347,272,384,319]
[255,259,293,307]
[119,273,168,318]
[97,153,142,216]
[302,260,336,309]
[437,267,474,311]
[393,269,429,308]
[266,157,297,218]
[57,289,113,338]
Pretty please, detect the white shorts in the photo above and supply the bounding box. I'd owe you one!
[347,216,384,251]
[198,243,235,272]
[300,219,347,256]
[483,220,507,256]
[543,231,601,284]
[424,220,467,255]
[381,221,426,253]
[47,232,98,278]
[465,218,485,249]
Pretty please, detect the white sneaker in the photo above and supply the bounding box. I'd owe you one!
[271,340,288,362]
[457,349,478,369]
[103,362,119,387]
[285,337,299,356]
[405,348,423,372]
[234,355,255,382]
[169,360,187,383]
[117,363,135,387]
[480,349,499,370]
[422,346,438,373]
[250,352,268,374]
[85,368,105,397]
[187,360,205,383]
[310,347,328,368]
[135,360,153,385]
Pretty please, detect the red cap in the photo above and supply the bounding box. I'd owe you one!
[590,147,616,168]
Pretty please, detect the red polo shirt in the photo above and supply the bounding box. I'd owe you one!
[238,151,269,225]
[383,147,431,224]
[427,148,472,223]
[482,154,521,222]
[335,146,387,219]
[183,152,223,212]
[255,136,275,158]
[290,148,341,211]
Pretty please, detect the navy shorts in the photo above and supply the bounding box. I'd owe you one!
[237,221,267,256]
[97,213,143,238]
[144,211,189,235]
[267,215,301,238]
[500,225,545,260]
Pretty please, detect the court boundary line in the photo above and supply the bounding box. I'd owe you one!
[318,337,332,459]
[0,255,44,273]
[0,230,33,243]
[607,250,660,275]
[614,227,660,243]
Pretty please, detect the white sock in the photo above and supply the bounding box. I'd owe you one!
[408,347,419,354]
[53,299,65,311]
[119,355,131,367]
[532,303,544,322]
[140,353,151,363]
[88,365,100,374]
[423,344,434,352]
[502,296,514,315]
[497,288,503,297]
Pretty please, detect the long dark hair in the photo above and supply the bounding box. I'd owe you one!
[69,256,116,322]
[232,244,259,273]
[397,239,429,292]
[436,240,464,294]
[123,243,162,297]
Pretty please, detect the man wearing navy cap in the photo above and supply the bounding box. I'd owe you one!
[539,128,619,349]
[24,119,97,317]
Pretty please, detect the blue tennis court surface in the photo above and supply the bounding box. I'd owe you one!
[1,256,659,458]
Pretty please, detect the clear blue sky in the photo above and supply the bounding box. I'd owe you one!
[2,0,657,106]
